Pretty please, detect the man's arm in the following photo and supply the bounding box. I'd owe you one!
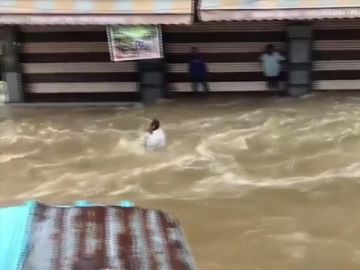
[277,52,286,61]
[203,59,209,74]
[259,54,264,62]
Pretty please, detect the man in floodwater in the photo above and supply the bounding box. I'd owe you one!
[260,44,286,93]
[144,118,166,151]
[189,47,210,94]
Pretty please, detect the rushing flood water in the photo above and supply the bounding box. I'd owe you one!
[1,93,360,270]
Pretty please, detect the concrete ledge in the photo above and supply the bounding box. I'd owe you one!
[5,102,142,108]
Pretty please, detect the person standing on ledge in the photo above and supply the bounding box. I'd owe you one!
[260,44,286,94]
[144,118,166,151]
[189,47,210,94]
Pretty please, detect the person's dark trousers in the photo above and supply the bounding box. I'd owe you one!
[266,76,280,90]
[191,80,210,93]
[266,75,285,96]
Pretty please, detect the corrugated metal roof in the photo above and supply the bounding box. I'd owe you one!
[0,0,193,25]
[200,0,360,21]
[23,203,197,270]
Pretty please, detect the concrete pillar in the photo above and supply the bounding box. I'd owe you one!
[286,25,313,97]
[0,26,24,103]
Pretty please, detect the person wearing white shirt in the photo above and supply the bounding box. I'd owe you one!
[260,44,286,92]
[144,119,166,151]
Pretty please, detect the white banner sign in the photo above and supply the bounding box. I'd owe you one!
[107,25,163,62]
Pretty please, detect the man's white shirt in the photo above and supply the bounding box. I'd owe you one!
[145,128,166,151]
[260,52,286,77]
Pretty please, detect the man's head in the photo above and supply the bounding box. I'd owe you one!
[191,47,198,54]
[150,118,160,131]
[266,44,275,54]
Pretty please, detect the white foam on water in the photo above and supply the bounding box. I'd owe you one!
[287,246,307,260]
[353,250,360,263]
[0,150,39,163]
[270,232,312,243]
[108,184,142,196]
[14,172,95,199]
[115,133,146,156]
[191,161,360,192]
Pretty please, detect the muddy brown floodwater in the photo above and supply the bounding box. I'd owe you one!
[1,93,360,270]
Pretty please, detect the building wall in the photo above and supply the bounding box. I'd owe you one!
[163,19,360,92]
[312,19,360,91]
[19,26,140,102]
[0,45,2,81]
[17,20,360,102]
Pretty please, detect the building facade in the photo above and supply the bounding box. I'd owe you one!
[0,0,193,103]
[0,0,360,103]
[163,19,360,93]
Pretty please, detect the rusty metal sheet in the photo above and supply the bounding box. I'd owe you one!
[23,203,197,270]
